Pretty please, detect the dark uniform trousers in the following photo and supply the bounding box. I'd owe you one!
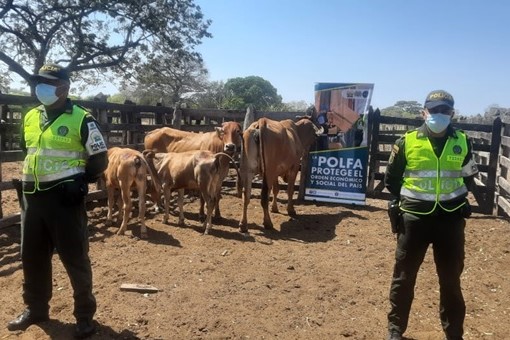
[21,187,96,320]
[388,210,465,337]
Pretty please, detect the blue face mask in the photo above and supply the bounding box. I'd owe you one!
[35,83,60,106]
[426,113,451,133]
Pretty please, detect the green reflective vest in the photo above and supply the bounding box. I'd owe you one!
[400,130,468,215]
[22,105,87,193]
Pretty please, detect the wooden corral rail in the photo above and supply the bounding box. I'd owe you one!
[3,93,510,229]
[496,123,510,216]
[366,108,503,215]
[0,94,305,229]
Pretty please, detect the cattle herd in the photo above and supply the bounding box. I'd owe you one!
[103,117,323,237]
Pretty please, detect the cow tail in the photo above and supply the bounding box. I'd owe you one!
[134,156,142,169]
[141,150,162,203]
[236,132,246,196]
[259,119,269,207]
[214,152,241,181]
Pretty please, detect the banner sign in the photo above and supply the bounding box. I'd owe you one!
[305,82,374,205]
[305,146,368,204]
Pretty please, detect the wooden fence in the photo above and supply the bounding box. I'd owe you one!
[366,107,506,215]
[0,94,303,229]
[2,95,510,229]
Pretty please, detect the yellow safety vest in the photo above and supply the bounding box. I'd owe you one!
[400,130,468,215]
[22,105,87,193]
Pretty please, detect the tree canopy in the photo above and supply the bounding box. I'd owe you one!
[120,51,208,105]
[0,0,211,92]
[381,100,423,118]
[223,76,283,111]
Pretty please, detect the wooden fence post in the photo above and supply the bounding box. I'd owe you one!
[0,93,4,218]
[172,107,182,129]
[496,121,510,216]
[487,117,502,214]
[366,108,381,195]
[243,104,255,130]
[155,102,164,125]
[123,100,137,145]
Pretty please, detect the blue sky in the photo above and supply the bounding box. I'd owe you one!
[194,0,510,116]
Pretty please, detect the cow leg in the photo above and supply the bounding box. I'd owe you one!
[177,188,185,225]
[271,178,280,213]
[286,170,299,216]
[203,195,216,235]
[163,183,171,224]
[116,194,123,218]
[106,186,115,226]
[213,185,223,220]
[199,196,205,222]
[117,183,131,235]
[239,172,255,233]
[136,180,148,239]
[213,194,222,220]
[261,177,274,230]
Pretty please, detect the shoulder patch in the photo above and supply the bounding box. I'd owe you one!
[389,144,399,163]
[392,144,399,154]
[85,121,107,155]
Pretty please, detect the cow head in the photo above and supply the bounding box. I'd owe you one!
[215,121,242,155]
[295,117,323,151]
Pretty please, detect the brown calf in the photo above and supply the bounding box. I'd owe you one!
[148,150,236,235]
[104,147,161,238]
[143,121,242,219]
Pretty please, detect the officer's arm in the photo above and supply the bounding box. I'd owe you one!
[81,115,109,183]
[462,136,479,192]
[384,136,406,198]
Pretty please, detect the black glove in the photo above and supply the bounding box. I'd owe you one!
[60,175,89,206]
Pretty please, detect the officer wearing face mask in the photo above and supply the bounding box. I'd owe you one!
[384,90,478,340]
[7,63,108,339]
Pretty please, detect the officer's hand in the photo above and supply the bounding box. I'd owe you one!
[60,175,89,206]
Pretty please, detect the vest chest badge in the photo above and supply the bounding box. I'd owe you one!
[58,126,69,136]
[452,145,462,154]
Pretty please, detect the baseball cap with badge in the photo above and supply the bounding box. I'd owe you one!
[30,63,70,83]
[424,90,454,109]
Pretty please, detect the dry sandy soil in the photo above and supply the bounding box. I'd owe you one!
[0,162,509,340]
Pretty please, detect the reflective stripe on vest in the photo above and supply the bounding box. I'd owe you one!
[400,130,468,214]
[22,105,87,193]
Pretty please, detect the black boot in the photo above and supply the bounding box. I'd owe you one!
[388,330,403,340]
[74,318,96,339]
[7,309,49,331]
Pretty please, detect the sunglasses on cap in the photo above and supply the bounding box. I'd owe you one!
[427,106,454,114]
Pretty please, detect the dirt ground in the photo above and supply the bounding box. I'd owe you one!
[0,162,509,340]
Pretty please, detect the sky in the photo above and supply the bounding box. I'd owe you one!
[192,0,510,116]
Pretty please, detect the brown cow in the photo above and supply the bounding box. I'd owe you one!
[144,121,242,155]
[147,150,236,235]
[238,117,322,232]
[144,121,242,218]
[104,147,161,238]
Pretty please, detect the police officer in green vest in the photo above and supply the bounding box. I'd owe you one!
[7,63,108,338]
[385,90,478,340]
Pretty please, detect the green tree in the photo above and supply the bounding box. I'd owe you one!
[108,93,128,104]
[223,76,282,110]
[284,100,311,112]
[190,80,227,109]
[0,0,211,94]
[121,52,208,105]
[0,65,9,92]
[381,100,423,118]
